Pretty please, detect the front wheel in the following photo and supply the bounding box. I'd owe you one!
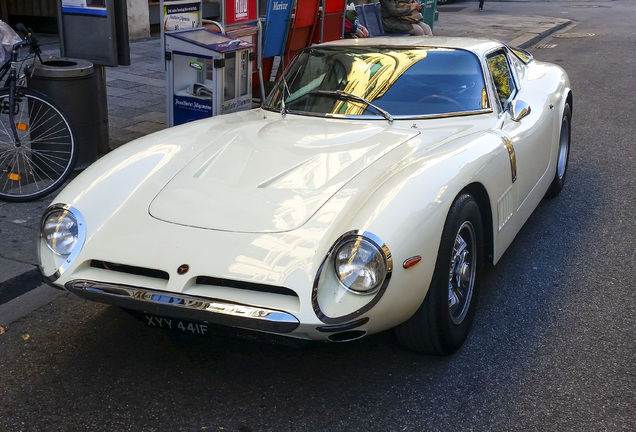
[0,87,76,201]
[395,193,484,355]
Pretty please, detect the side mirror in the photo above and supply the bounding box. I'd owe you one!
[510,100,531,122]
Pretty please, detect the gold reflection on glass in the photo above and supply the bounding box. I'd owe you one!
[332,50,429,115]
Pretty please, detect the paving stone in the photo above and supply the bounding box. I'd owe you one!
[124,121,167,135]
[108,96,156,109]
[107,70,165,87]
[108,115,137,129]
[121,91,166,105]
[134,111,167,123]
[0,257,35,283]
[106,86,138,97]
[0,220,39,265]
[106,79,145,89]
[107,105,148,118]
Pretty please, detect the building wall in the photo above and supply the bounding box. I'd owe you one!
[128,0,150,39]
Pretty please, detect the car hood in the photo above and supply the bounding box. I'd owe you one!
[148,116,420,232]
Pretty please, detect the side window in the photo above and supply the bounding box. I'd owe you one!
[486,51,517,111]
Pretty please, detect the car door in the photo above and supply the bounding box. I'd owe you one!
[486,48,554,214]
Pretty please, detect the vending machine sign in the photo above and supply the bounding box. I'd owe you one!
[224,0,257,26]
[164,1,201,30]
[61,0,107,15]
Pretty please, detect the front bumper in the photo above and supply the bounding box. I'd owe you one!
[65,280,300,334]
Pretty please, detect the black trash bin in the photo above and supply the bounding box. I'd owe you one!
[27,57,108,170]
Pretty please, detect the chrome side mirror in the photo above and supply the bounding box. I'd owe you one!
[510,100,531,122]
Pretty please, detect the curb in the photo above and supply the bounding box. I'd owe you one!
[510,19,572,48]
[0,267,44,306]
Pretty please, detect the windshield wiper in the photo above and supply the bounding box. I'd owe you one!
[311,90,394,123]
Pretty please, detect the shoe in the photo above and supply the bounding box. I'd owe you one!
[479,7,483,11]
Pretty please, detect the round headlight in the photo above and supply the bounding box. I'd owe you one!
[42,209,79,256]
[334,237,387,294]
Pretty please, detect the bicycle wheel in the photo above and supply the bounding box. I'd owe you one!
[0,87,76,201]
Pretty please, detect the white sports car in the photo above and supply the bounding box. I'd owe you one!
[39,37,572,354]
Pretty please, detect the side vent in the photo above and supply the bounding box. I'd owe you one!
[497,188,513,230]
[90,260,169,280]
[195,276,298,297]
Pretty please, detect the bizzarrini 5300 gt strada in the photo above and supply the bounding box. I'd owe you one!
[39,37,572,354]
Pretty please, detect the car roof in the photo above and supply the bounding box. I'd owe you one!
[317,36,503,57]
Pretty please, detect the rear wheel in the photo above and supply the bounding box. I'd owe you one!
[0,87,76,201]
[544,103,571,199]
[395,193,483,355]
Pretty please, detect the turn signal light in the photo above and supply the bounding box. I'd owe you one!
[403,256,422,269]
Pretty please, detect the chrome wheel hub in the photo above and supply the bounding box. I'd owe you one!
[448,221,476,325]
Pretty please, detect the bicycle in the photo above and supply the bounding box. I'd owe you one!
[0,23,76,202]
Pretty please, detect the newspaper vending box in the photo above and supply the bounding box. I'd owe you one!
[165,28,254,126]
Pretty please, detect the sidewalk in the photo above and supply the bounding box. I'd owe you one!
[0,7,571,305]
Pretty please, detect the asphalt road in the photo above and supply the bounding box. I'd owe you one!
[1,1,634,431]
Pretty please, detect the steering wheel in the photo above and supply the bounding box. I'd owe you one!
[416,95,465,111]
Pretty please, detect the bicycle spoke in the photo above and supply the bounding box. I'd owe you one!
[0,88,76,201]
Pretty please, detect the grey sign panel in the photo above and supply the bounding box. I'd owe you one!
[57,0,129,67]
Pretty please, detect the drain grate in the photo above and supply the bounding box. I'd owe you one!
[535,44,557,49]
[553,32,595,38]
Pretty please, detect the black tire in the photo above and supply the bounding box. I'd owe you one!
[0,87,76,201]
[395,193,483,355]
[544,103,571,199]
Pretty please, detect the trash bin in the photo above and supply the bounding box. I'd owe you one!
[27,57,108,170]
[419,0,438,31]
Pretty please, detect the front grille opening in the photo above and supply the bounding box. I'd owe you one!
[90,260,169,280]
[195,276,297,297]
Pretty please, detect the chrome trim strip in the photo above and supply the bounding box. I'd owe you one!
[316,318,369,333]
[489,129,517,183]
[65,280,300,333]
[40,204,87,283]
[312,230,393,325]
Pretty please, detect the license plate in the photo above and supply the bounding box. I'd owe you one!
[143,314,210,336]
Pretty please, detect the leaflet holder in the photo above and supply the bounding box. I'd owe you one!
[165,28,254,126]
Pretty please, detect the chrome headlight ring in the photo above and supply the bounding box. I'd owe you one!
[40,204,86,282]
[333,235,388,295]
[312,231,393,324]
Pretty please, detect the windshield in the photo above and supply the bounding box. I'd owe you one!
[263,46,489,119]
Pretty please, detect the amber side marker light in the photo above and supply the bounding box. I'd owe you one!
[403,256,422,269]
[17,123,28,131]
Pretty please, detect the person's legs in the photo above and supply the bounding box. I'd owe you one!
[479,0,484,10]
[409,23,425,36]
[409,22,432,36]
[418,22,433,36]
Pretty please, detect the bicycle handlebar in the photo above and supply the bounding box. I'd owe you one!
[15,23,42,57]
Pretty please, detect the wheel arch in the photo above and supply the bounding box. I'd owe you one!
[565,90,573,114]
[458,182,494,265]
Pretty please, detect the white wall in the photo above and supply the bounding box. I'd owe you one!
[127,0,150,39]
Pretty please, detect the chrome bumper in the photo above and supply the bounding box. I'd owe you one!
[65,280,300,334]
